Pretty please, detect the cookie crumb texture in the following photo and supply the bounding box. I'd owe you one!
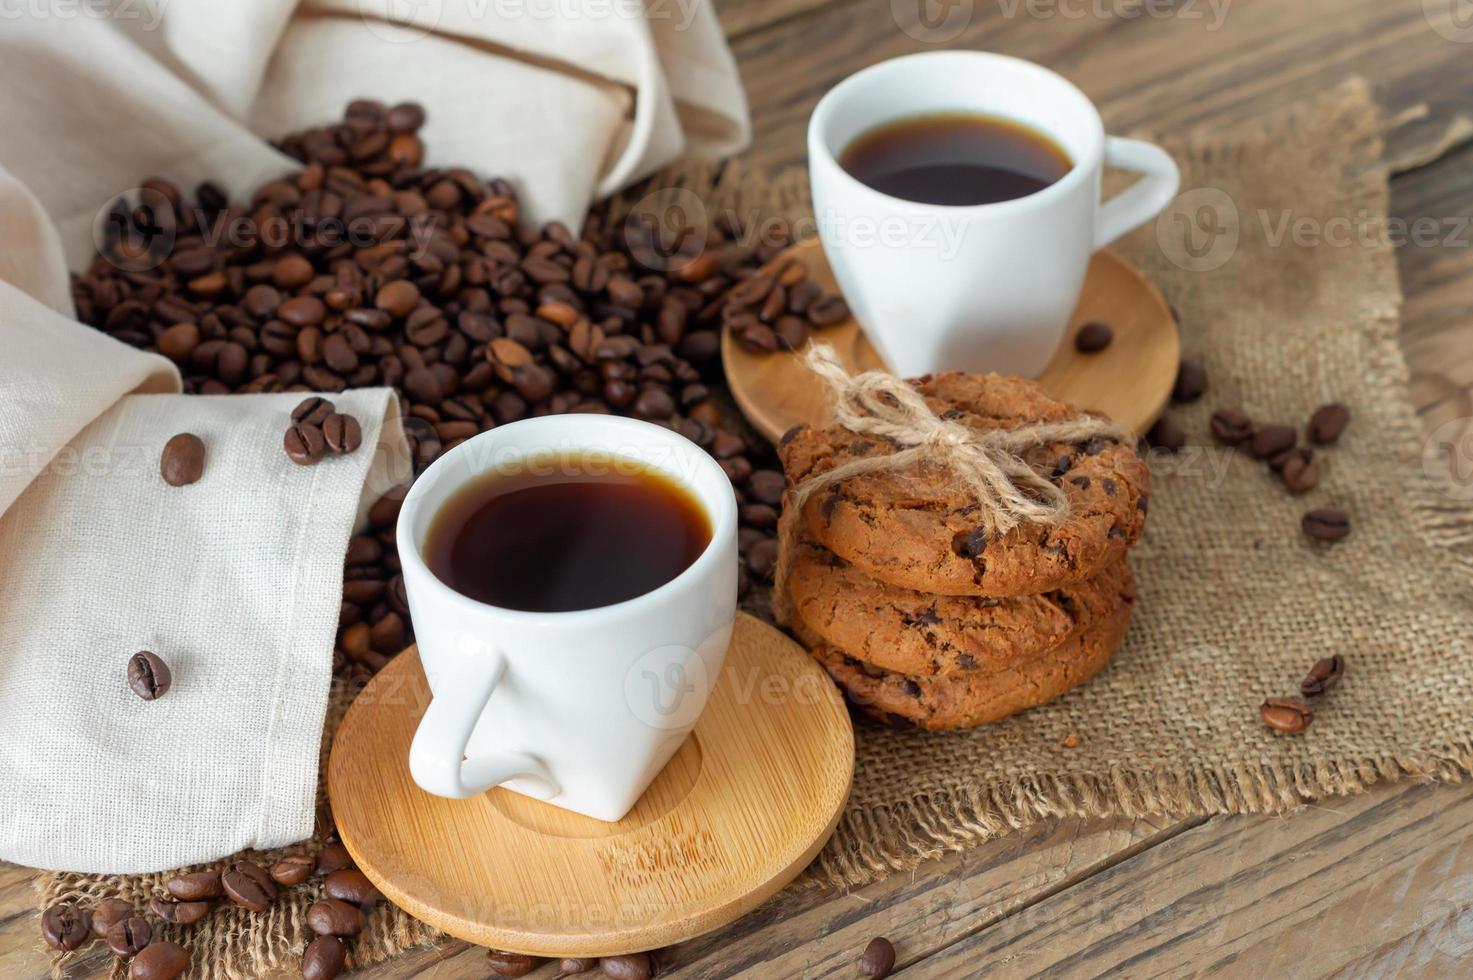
[810,564,1136,731]
[780,372,1149,597]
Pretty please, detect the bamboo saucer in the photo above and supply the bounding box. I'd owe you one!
[723,238,1179,442]
[327,612,854,957]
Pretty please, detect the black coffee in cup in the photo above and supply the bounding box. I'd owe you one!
[839,112,1072,206]
[422,452,711,612]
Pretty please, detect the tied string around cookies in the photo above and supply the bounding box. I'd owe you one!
[772,343,1129,625]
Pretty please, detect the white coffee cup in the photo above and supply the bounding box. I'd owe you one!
[808,50,1180,378]
[397,415,738,822]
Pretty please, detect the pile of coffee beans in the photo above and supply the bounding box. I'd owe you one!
[484,949,662,978]
[1260,654,1347,734]
[74,98,809,683]
[286,396,364,465]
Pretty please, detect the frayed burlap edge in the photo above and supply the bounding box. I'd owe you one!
[36,78,1473,976]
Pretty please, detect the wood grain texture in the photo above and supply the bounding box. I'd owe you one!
[723,240,1178,442]
[328,613,854,957]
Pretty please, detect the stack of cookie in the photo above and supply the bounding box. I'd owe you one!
[777,372,1149,731]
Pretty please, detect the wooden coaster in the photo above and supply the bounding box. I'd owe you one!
[327,612,854,957]
[724,238,1180,442]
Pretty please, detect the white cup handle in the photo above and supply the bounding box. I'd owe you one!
[409,645,560,800]
[1094,136,1180,249]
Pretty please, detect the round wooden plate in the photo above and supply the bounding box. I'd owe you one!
[724,238,1179,442]
[327,612,854,957]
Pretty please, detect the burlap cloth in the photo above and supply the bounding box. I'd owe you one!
[39,79,1473,978]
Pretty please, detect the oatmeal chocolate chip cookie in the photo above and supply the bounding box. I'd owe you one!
[787,537,1132,677]
[809,565,1135,731]
[778,372,1149,597]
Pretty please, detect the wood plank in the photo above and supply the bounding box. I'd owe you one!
[729,0,1473,178]
[896,780,1473,978]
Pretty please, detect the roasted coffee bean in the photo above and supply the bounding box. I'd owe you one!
[1301,654,1346,697]
[861,937,897,978]
[1260,697,1313,734]
[1074,321,1113,353]
[41,902,90,950]
[160,433,206,486]
[555,958,599,977]
[1308,402,1350,444]
[1172,358,1207,403]
[307,898,364,937]
[285,422,327,465]
[302,935,347,980]
[221,859,277,911]
[324,869,381,906]
[131,941,190,980]
[485,951,543,977]
[1209,408,1254,446]
[1302,507,1350,542]
[807,295,850,326]
[128,650,172,700]
[599,952,657,980]
[270,854,316,886]
[315,842,355,875]
[747,469,786,506]
[166,870,222,901]
[107,917,153,957]
[322,413,363,455]
[1146,416,1186,452]
[1249,423,1296,459]
[157,322,201,361]
[148,897,210,925]
[745,537,778,580]
[1280,452,1320,494]
[279,295,327,327]
[92,898,136,938]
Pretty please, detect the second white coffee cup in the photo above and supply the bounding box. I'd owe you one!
[808,50,1180,378]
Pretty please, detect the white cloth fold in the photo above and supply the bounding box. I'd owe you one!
[0,0,747,872]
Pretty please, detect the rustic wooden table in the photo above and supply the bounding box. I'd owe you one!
[5,1,1473,976]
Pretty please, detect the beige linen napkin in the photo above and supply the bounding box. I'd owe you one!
[0,176,412,873]
[0,0,750,267]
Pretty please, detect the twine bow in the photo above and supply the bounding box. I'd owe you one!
[773,343,1129,624]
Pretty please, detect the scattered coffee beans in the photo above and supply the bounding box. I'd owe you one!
[861,936,897,978]
[1279,452,1320,494]
[302,935,347,980]
[41,901,90,950]
[600,952,657,980]
[1301,654,1346,697]
[127,650,172,700]
[485,950,543,976]
[1302,507,1350,542]
[160,433,206,486]
[149,897,210,925]
[92,898,136,938]
[1146,416,1186,452]
[271,853,317,886]
[107,917,153,957]
[167,870,222,901]
[131,940,190,980]
[221,859,278,911]
[1308,402,1350,444]
[1209,408,1253,446]
[1260,697,1313,734]
[1074,321,1113,353]
[306,898,365,937]
[1248,423,1296,460]
[1171,358,1207,403]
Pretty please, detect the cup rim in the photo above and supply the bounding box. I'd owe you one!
[395,414,738,624]
[807,50,1105,216]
